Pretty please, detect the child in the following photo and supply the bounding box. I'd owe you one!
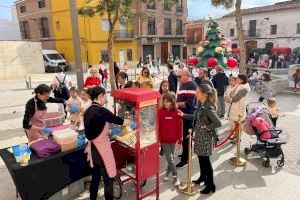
[266,98,284,127]
[74,89,92,130]
[132,81,140,88]
[224,77,238,119]
[103,68,108,88]
[258,73,273,102]
[292,68,300,92]
[67,86,81,125]
[159,92,182,187]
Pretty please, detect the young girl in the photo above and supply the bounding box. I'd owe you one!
[159,80,169,107]
[158,92,182,187]
[224,77,238,119]
[67,86,81,124]
[103,68,108,88]
[75,89,92,130]
[258,73,273,102]
[266,98,284,127]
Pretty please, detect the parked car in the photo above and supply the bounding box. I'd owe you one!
[42,49,68,72]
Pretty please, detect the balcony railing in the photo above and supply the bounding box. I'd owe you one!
[176,6,183,13]
[113,30,134,39]
[147,2,156,10]
[164,28,172,35]
[186,37,201,44]
[164,3,172,11]
[148,27,157,35]
[244,29,261,37]
[176,29,183,35]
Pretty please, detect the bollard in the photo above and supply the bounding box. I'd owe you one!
[229,121,246,166]
[29,76,32,89]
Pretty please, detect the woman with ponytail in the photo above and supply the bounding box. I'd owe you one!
[179,84,221,195]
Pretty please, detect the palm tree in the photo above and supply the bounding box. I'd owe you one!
[211,0,246,73]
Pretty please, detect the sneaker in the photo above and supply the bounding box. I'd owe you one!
[163,175,169,182]
[173,176,180,187]
[176,162,187,168]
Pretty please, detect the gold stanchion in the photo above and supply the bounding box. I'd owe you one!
[178,129,198,195]
[229,121,246,166]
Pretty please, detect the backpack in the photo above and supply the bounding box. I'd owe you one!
[54,75,70,100]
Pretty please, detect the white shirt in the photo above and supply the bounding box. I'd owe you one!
[81,99,92,110]
[53,72,72,88]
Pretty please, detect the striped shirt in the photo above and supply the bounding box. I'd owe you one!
[177,81,197,114]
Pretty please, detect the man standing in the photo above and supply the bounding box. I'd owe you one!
[176,69,197,168]
[52,67,72,100]
[194,68,213,88]
[212,66,229,118]
[167,63,178,94]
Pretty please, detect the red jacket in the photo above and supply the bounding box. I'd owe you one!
[84,76,101,88]
[158,108,183,144]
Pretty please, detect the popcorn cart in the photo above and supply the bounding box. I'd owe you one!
[111,88,161,200]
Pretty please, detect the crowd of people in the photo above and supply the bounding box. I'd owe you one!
[23,55,291,199]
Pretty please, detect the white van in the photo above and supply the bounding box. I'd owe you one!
[42,49,68,72]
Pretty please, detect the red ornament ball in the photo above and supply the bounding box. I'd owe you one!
[221,33,225,38]
[227,58,238,68]
[205,34,208,39]
[207,58,218,68]
[187,57,199,66]
[204,40,210,46]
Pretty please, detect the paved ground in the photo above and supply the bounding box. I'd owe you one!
[0,67,300,200]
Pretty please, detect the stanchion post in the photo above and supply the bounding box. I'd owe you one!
[229,120,246,166]
[178,129,198,196]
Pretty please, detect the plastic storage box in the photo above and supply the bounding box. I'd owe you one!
[52,128,78,152]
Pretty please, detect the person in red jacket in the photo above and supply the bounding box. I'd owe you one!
[159,92,183,187]
[84,69,101,91]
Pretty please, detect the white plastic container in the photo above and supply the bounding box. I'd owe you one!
[52,128,78,152]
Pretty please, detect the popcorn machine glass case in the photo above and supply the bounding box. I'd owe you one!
[111,88,161,200]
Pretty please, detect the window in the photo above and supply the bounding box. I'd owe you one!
[192,48,196,55]
[164,18,171,35]
[230,28,234,37]
[20,21,30,39]
[193,32,198,42]
[101,50,109,62]
[101,19,110,32]
[38,0,46,8]
[176,0,183,13]
[176,20,183,35]
[56,21,60,30]
[147,1,156,10]
[20,6,26,13]
[40,17,49,38]
[270,25,277,35]
[148,17,156,35]
[164,0,172,11]
[127,49,132,61]
[297,23,300,34]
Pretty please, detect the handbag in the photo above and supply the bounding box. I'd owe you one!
[29,138,61,158]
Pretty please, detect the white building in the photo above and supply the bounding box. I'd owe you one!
[216,0,300,51]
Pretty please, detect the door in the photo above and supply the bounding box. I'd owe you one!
[143,45,154,63]
[172,45,181,60]
[246,41,257,60]
[119,50,125,67]
[161,42,168,64]
[249,20,257,37]
[183,47,187,59]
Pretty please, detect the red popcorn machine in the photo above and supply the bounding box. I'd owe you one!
[111,88,161,200]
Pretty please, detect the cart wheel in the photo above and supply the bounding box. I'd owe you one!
[244,148,251,155]
[263,160,270,168]
[277,160,284,168]
[113,175,123,199]
[133,180,147,188]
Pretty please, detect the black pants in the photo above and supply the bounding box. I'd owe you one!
[90,151,114,200]
[181,119,193,163]
[198,155,214,186]
[271,117,278,127]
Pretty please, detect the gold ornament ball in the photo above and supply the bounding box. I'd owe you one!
[226,47,233,53]
[197,47,204,54]
[215,47,223,54]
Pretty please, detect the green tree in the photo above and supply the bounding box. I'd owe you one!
[196,18,227,68]
[79,0,179,91]
[211,0,246,73]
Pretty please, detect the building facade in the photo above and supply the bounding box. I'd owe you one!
[185,19,207,57]
[133,0,188,64]
[15,0,55,49]
[217,0,300,52]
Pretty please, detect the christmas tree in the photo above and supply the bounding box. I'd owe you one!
[196,17,231,68]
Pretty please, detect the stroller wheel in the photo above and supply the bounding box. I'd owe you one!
[244,148,251,155]
[263,160,270,168]
[277,160,284,168]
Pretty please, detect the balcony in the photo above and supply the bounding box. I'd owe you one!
[113,30,134,40]
[164,3,172,12]
[147,2,156,10]
[164,28,172,35]
[176,29,183,35]
[244,29,261,37]
[148,27,157,35]
[186,37,201,44]
[176,6,183,13]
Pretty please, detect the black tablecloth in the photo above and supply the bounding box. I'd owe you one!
[0,147,91,200]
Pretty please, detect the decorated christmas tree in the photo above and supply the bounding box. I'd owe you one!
[196,17,232,69]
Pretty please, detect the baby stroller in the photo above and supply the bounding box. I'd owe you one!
[243,102,286,168]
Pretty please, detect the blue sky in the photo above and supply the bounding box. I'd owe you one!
[0,0,287,20]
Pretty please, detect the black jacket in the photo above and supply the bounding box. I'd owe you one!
[168,70,178,94]
[212,73,229,96]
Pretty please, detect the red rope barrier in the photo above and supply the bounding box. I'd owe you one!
[215,123,240,149]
